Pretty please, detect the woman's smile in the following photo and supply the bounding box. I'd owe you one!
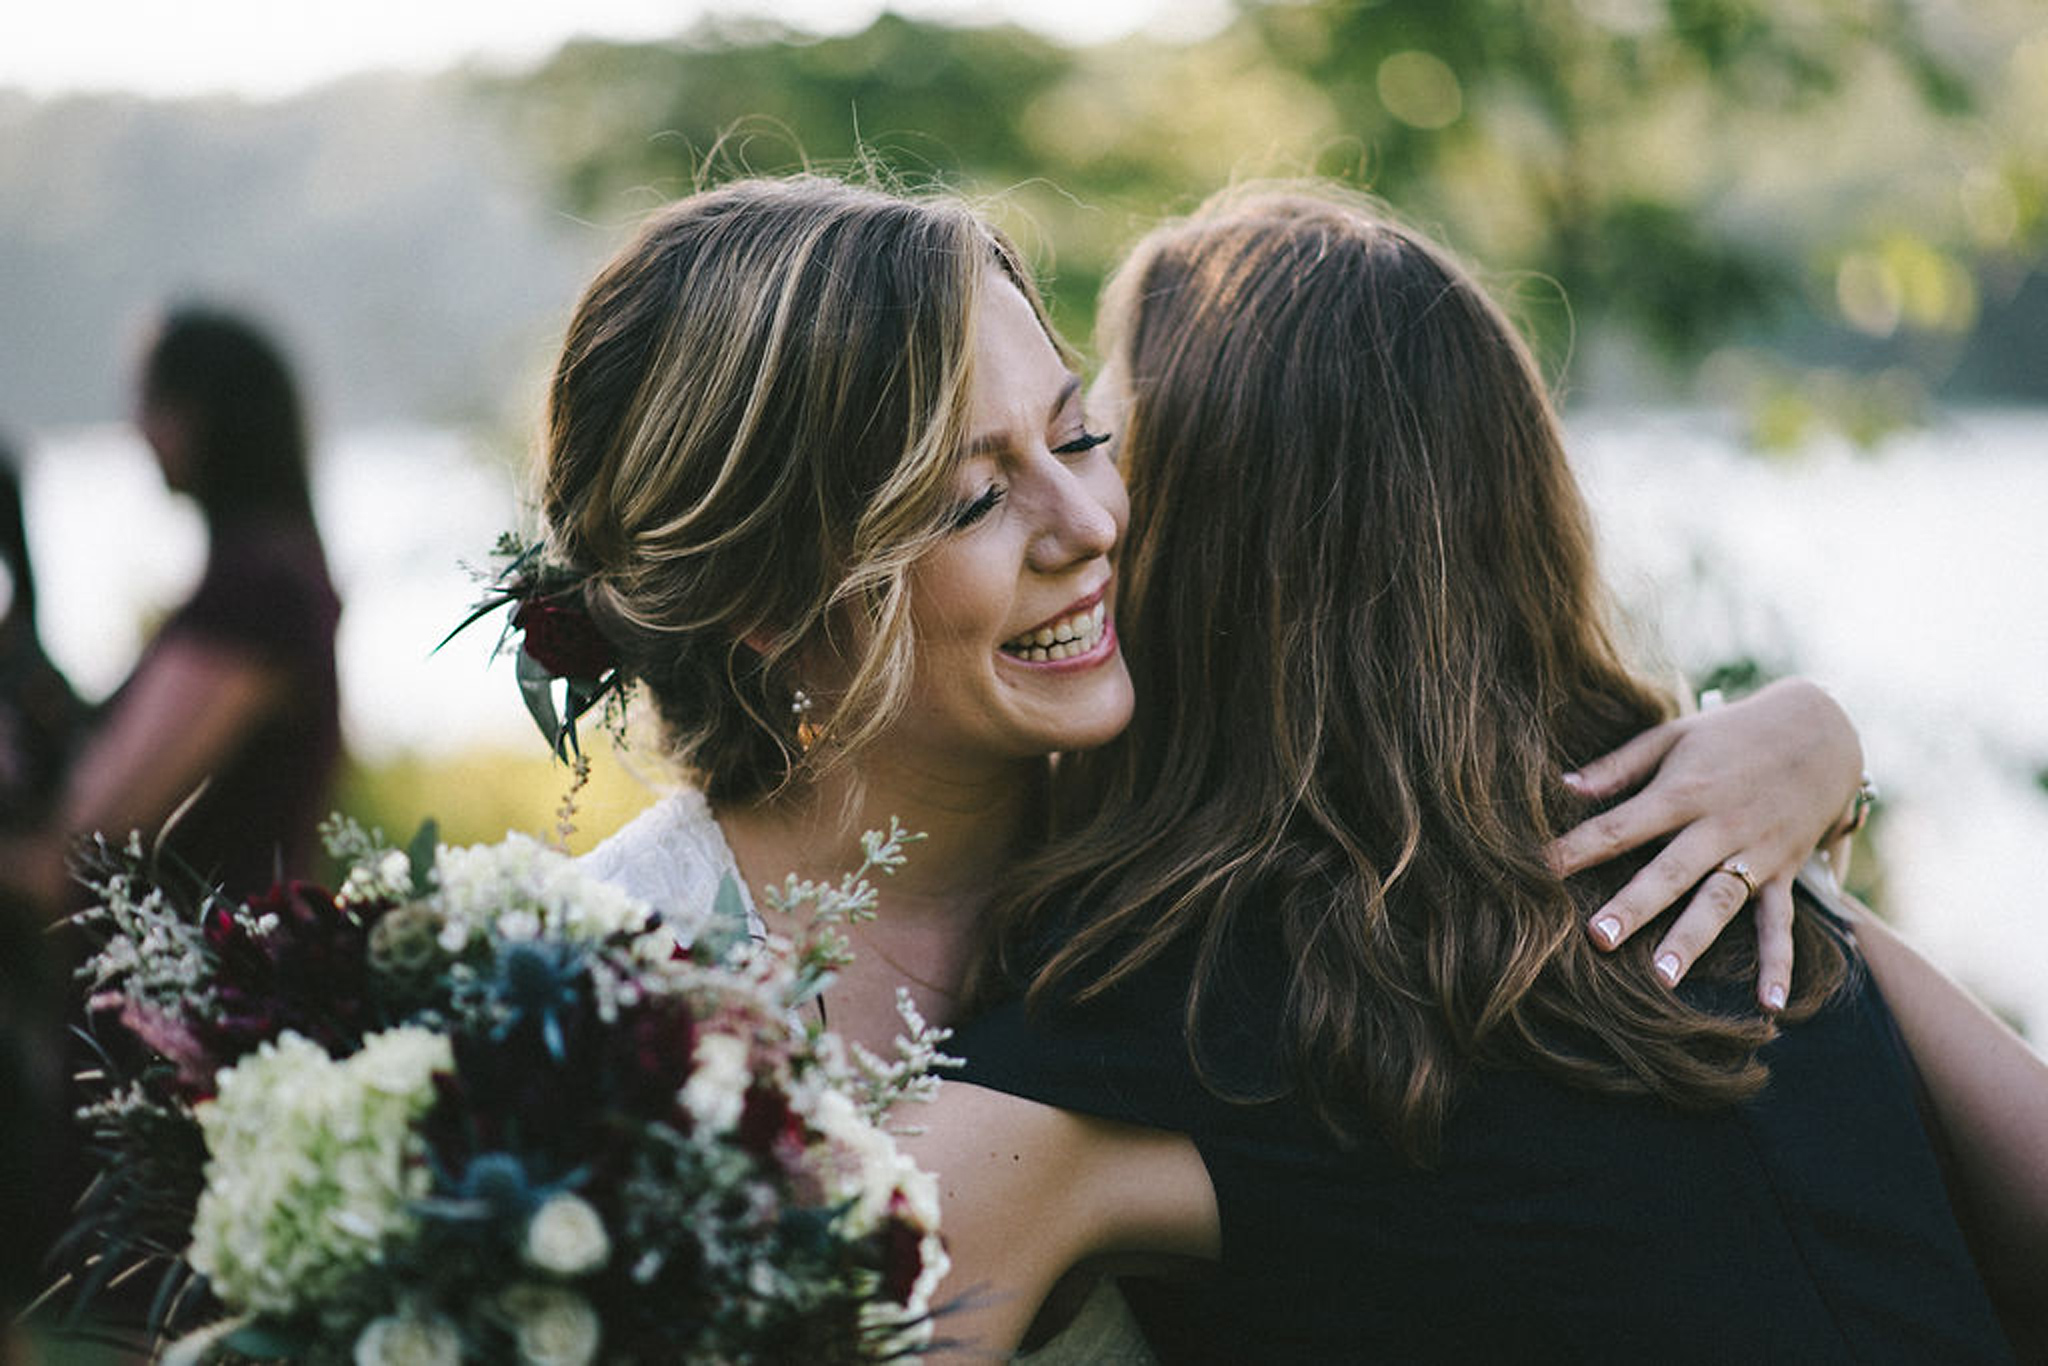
[998,583,1115,667]
[890,271,1134,764]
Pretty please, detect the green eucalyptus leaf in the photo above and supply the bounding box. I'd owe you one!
[696,872,753,965]
[786,967,838,1009]
[516,647,568,759]
[220,1319,313,1358]
[561,678,602,758]
[407,818,441,898]
[433,591,511,655]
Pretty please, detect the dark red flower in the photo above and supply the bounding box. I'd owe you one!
[736,1083,801,1160]
[202,905,239,949]
[612,999,698,1120]
[513,597,616,680]
[878,1197,928,1305]
[197,880,375,1062]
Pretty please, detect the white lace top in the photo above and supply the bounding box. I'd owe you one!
[579,787,766,942]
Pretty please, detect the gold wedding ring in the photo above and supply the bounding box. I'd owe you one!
[1712,859,1759,901]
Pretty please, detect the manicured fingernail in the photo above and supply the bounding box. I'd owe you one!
[1561,771,1587,791]
[1764,984,1787,1011]
[1655,952,1682,986]
[1591,916,1622,948]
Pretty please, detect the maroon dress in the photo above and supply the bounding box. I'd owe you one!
[137,516,341,895]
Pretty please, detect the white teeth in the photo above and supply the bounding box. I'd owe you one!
[1003,602,1108,659]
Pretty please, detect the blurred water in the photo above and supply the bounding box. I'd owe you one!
[1573,408,2048,1035]
[16,410,2048,1029]
[21,422,533,760]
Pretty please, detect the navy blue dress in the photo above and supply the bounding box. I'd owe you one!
[952,912,2016,1363]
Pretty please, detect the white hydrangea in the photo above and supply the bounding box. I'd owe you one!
[523,1193,610,1277]
[352,1309,463,1366]
[681,1032,751,1135]
[501,1284,602,1366]
[497,908,543,943]
[431,835,654,951]
[188,1028,452,1316]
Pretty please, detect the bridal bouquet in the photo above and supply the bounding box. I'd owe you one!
[58,818,950,1365]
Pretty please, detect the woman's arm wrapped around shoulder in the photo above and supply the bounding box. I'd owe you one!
[1833,888,2048,1342]
[1548,677,1867,1007]
[904,1082,1217,1362]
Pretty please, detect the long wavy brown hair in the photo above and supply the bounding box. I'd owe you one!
[985,186,1847,1163]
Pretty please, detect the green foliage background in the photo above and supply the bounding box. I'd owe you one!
[482,0,2048,441]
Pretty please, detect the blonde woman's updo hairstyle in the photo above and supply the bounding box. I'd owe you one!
[541,176,1044,803]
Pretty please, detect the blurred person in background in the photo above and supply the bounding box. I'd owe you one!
[0,308,341,916]
[0,436,89,834]
[0,882,66,1365]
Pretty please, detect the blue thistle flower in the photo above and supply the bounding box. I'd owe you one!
[489,939,586,1063]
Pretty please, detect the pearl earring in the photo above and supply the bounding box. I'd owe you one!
[791,689,821,753]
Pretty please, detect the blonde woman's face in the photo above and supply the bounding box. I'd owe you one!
[893,273,1134,770]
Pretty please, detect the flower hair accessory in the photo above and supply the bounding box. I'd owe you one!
[442,533,622,760]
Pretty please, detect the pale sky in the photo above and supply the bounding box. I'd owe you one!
[4,0,1214,100]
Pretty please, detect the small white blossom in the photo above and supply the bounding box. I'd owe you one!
[523,1193,610,1277]
[682,1033,750,1135]
[892,1166,951,1316]
[352,1027,456,1096]
[353,1310,463,1366]
[846,988,960,1128]
[340,849,415,907]
[806,1088,906,1235]
[501,1284,601,1366]
[498,908,542,943]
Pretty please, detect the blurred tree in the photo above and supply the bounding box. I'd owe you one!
[486,1,2043,417]
[484,15,1129,333]
[1208,0,1979,371]
[493,15,1074,204]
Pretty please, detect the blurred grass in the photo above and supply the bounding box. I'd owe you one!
[325,738,674,872]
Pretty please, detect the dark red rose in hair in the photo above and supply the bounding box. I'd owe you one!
[513,597,616,680]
